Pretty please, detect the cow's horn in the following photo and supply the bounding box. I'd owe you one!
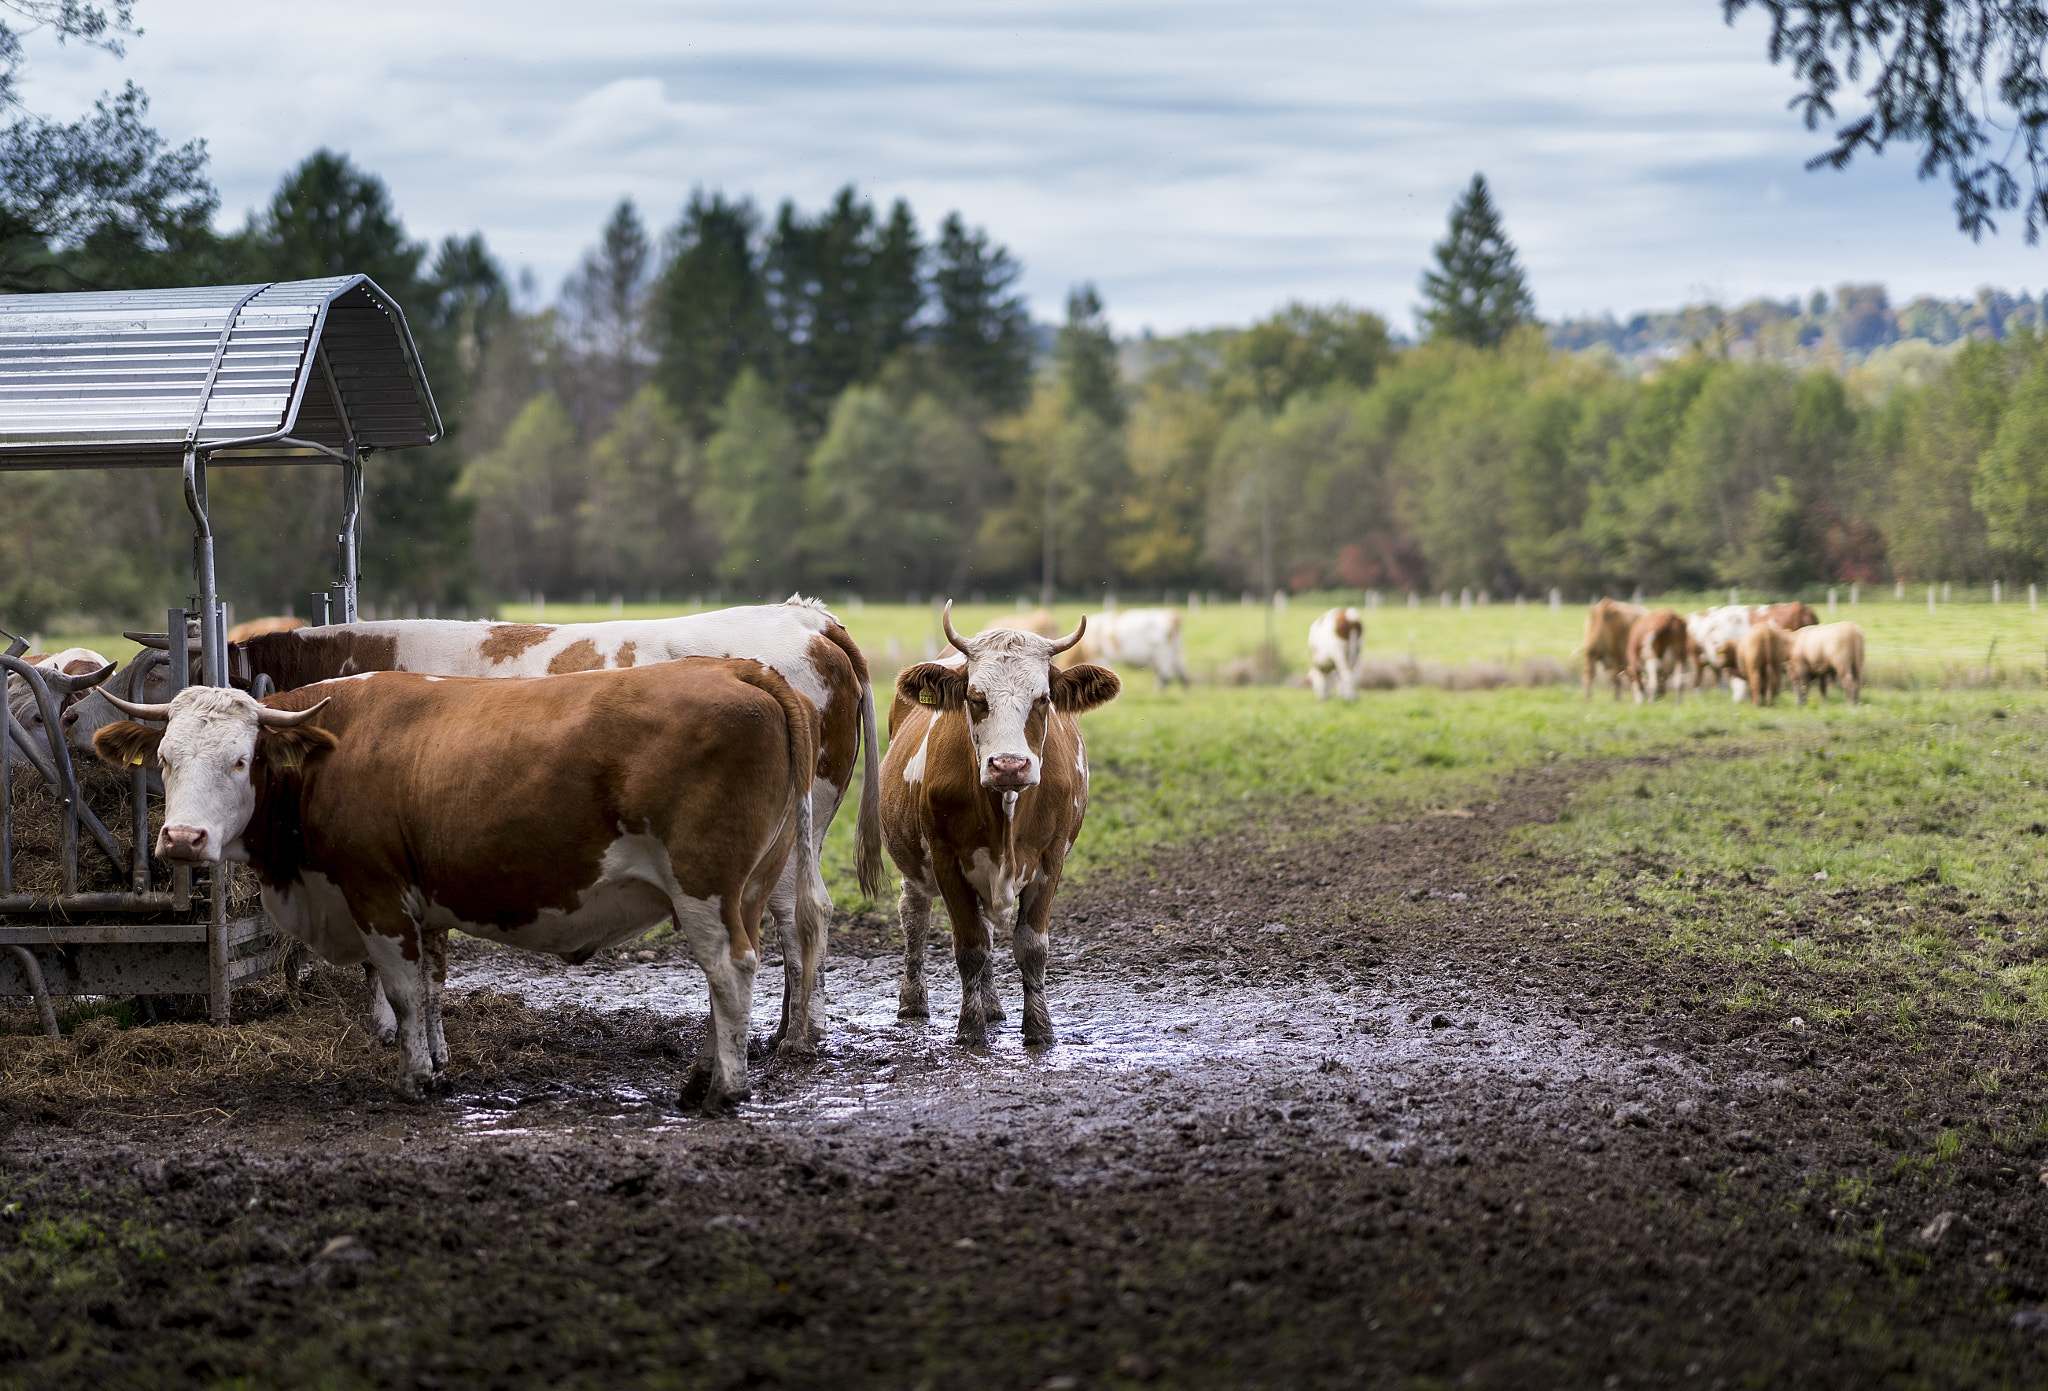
[941,601,974,657]
[123,631,171,650]
[46,662,115,696]
[255,697,330,728]
[99,690,174,720]
[1048,614,1087,655]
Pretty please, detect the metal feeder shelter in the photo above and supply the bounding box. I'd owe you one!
[0,276,441,1028]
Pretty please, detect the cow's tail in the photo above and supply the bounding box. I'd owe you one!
[753,669,832,1046]
[854,679,884,899]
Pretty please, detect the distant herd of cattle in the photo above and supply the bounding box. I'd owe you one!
[1579,598,1864,707]
[2,592,1853,1105]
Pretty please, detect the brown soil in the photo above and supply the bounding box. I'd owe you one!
[3,759,2047,1388]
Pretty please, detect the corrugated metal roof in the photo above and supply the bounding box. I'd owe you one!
[0,276,442,469]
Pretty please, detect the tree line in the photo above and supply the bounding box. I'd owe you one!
[9,123,2048,632]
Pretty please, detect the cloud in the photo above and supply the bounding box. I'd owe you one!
[15,1,2048,332]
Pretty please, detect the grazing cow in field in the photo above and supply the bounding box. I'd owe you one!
[93,663,828,1109]
[1790,622,1864,705]
[1066,608,1189,689]
[986,608,1059,638]
[1737,623,1791,707]
[1626,609,1689,702]
[1306,607,1365,701]
[226,615,306,644]
[884,606,1121,1047]
[75,598,880,1051]
[1582,599,1646,700]
[1689,604,1820,702]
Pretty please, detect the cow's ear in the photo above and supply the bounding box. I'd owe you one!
[896,662,966,710]
[1052,663,1121,713]
[93,721,163,770]
[255,725,339,777]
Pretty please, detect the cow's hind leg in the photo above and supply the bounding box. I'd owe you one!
[977,943,1004,1023]
[763,869,816,1053]
[1310,666,1329,701]
[896,878,935,1021]
[364,964,397,1046]
[673,892,758,1113]
[424,927,450,1072]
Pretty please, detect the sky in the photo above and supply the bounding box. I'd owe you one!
[15,0,2048,335]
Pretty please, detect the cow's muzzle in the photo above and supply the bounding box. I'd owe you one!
[984,755,1034,789]
[159,825,213,862]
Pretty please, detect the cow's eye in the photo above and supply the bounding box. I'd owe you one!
[233,757,247,771]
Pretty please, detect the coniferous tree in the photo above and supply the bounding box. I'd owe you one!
[561,198,654,424]
[929,212,1034,415]
[1418,174,1535,348]
[651,190,770,438]
[1058,284,1125,428]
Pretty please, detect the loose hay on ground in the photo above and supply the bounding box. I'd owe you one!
[0,965,684,1121]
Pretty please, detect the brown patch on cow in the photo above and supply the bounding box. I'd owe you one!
[615,640,636,668]
[239,630,400,690]
[480,624,557,664]
[547,638,602,674]
[227,615,306,644]
[1335,610,1363,642]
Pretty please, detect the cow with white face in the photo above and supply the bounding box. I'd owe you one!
[882,605,1120,1048]
[94,663,828,1110]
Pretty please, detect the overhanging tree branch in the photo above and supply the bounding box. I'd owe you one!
[1727,1,2048,240]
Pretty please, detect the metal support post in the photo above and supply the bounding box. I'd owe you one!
[167,608,190,911]
[312,591,332,627]
[339,449,362,622]
[183,452,224,688]
[7,947,58,1037]
[207,869,230,1026]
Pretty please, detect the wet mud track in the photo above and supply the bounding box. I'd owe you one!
[6,761,2048,1388]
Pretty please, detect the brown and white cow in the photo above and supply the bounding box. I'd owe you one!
[94,662,828,1110]
[1737,623,1792,707]
[1625,609,1689,703]
[73,598,879,1050]
[1790,621,1864,705]
[883,605,1120,1047]
[1307,606,1365,701]
[1582,599,1646,700]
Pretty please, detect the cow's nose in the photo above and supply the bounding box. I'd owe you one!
[59,706,78,731]
[160,825,209,861]
[986,755,1031,785]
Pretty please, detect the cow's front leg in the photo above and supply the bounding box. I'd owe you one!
[1014,873,1058,1047]
[1309,667,1330,701]
[896,878,934,1021]
[934,868,991,1048]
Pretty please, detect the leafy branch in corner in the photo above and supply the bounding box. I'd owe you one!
[1726,1,2048,241]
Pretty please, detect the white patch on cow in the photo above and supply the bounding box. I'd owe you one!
[418,830,681,958]
[901,725,931,785]
[964,846,1029,918]
[259,871,365,966]
[358,602,845,715]
[1002,790,1018,821]
[955,628,1057,788]
[151,688,265,862]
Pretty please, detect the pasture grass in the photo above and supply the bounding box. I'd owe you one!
[1502,686,2048,1036]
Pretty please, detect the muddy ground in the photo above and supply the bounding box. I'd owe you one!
[5,758,2048,1389]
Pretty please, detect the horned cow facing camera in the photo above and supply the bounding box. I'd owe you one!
[882,605,1120,1049]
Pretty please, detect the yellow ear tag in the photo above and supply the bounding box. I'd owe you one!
[128,753,145,766]
[918,687,938,706]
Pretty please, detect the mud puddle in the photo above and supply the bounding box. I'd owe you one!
[446,946,1708,1170]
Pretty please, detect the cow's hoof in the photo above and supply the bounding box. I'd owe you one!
[955,1027,988,1049]
[1024,1030,1056,1049]
[897,1005,929,1022]
[982,1002,1006,1022]
[678,1067,713,1110]
[775,1034,818,1062]
[699,1086,749,1117]
[373,1027,397,1048]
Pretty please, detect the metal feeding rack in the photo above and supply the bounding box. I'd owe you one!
[0,276,441,1029]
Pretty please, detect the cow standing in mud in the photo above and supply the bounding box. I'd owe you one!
[74,599,879,1052]
[883,606,1121,1047]
[93,664,829,1111]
